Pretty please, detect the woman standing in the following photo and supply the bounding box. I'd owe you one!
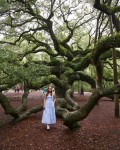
[41,86,56,130]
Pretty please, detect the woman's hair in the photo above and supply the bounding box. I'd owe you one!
[46,86,52,96]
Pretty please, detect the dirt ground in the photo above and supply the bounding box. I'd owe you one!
[0,91,120,150]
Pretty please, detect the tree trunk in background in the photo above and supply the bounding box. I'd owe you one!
[94,12,103,105]
[17,81,29,113]
[109,15,119,118]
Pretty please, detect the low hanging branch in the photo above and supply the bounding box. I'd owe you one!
[0,92,19,118]
[0,88,43,123]
[15,105,43,122]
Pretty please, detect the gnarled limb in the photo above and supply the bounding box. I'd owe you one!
[93,32,120,62]
[94,0,120,15]
[15,105,43,122]
[94,0,120,32]
[63,90,101,130]
[65,89,80,110]
[55,98,69,118]
[56,84,120,130]
[0,92,19,118]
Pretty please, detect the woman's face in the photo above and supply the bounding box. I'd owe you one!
[48,87,52,92]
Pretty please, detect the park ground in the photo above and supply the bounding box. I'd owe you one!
[0,90,120,150]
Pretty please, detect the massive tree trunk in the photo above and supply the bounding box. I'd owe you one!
[55,80,79,109]
[55,86,67,98]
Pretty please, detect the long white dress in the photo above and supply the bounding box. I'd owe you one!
[41,94,56,125]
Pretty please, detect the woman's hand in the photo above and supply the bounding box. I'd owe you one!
[43,105,45,110]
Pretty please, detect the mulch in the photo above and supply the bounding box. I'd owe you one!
[0,91,120,150]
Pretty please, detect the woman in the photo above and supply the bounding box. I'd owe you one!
[41,86,56,130]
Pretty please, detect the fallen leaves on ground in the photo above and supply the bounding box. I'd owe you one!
[0,91,120,150]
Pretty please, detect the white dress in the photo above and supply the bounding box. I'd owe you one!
[41,94,56,125]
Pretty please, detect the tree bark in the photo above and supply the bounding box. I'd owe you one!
[63,90,101,130]
[0,92,19,118]
[56,85,120,130]
[15,105,43,122]
[55,86,67,98]
[65,89,80,110]
[17,82,29,113]
[109,15,119,118]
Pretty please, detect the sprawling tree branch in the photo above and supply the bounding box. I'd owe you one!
[0,92,19,118]
[56,84,120,129]
[94,0,120,32]
[93,32,120,62]
[94,0,120,15]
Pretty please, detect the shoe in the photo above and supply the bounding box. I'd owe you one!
[47,125,50,130]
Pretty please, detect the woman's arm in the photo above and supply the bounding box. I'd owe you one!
[43,94,46,107]
[53,94,56,104]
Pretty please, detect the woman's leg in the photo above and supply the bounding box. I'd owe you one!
[47,124,50,130]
